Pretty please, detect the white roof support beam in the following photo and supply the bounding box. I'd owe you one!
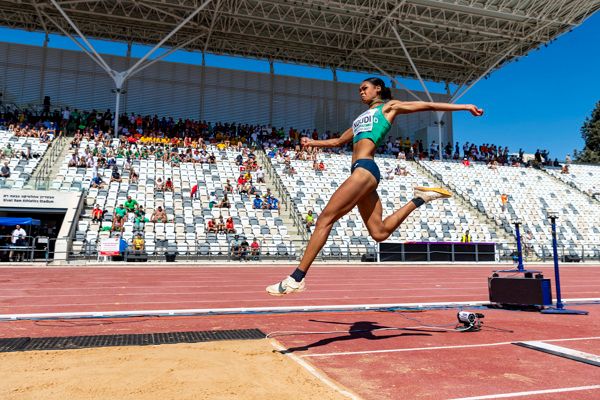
[389,23,434,103]
[335,0,407,69]
[125,0,212,76]
[45,0,213,136]
[451,20,555,103]
[389,22,445,159]
[49,0,114,75]
[203,0,222,55]
[133,33,206,77]
[41,10,112,76]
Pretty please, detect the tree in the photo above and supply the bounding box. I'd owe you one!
[577,100,600,164]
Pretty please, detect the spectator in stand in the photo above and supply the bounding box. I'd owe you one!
[207,218,218,233]
[256,167,265,183]
[488,160,499,170]
[130,168,139,183]
[151,206,167,223]
[132,233,145,252]
[384,166,394,180]
[224,179,234,194]
[253,194,263,209]
[134,205,146,229]
[190,182,200,199]
[225,217,236,234]
[247,182,259,196]
[500,193,508,212]
[92,204,104,222]
[269,196,279,210]
[164,177,174,192]
[237,174,247,192]
[230,234,241,258]
[460,230,472,243]
[561,164,569,174]
[318,160,325,171]
[155,177,164,191]
[0,162,10,178]
[250,238,260,260]
[67,153,78,167]
[239,237,250,261]
[124,195,138,212]
[90,174,104,188]
[208,192,218,209]
[305,210,315,231]
[462,157,471,167]
[429,141,438,159]
[110,166,122,183]
[111,216,124,232]
[217,215,226,233]
[114,204,127,222]
[217,194,230,208]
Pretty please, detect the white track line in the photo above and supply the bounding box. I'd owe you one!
[518,341,600,364]
[0,300,490,320]
[1,297,598,321]
[300,336,600,358]
[269,339,361,400]
[447,385,600,400]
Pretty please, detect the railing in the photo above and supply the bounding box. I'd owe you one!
[1,236,598,265]
[256,147,310,240]
[31,134,66,190]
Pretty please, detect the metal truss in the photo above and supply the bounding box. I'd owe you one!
[0,0,597,84]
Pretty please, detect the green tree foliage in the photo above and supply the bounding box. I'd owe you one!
[577,100,600,163]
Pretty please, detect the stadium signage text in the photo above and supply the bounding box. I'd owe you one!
[0,190,76,209]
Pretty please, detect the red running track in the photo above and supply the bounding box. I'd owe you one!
[0,265,599,315]
[1,264,599,400]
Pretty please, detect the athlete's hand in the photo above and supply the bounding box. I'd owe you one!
[466,105,484,117]
[301,137,312,147]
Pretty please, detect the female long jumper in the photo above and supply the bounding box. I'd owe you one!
[267,77,484,295]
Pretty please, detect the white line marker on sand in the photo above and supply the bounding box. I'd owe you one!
[270,339,361,400]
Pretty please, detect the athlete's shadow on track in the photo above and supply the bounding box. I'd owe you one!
[278,319,443,354]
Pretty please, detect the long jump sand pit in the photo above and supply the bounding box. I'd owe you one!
[0,340,347,400]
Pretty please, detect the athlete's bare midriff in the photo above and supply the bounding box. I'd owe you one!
[351,138,377,164]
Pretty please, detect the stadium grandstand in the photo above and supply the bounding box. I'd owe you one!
[1,2,600,399]
[0,0,598,263]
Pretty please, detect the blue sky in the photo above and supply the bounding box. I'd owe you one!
[1,11,598,160]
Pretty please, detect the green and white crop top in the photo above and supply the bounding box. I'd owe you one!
[352,104,392,147]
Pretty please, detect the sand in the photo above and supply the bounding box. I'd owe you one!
[0,340,349,400]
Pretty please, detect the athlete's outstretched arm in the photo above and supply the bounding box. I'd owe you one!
[301,127,353,148]
[385,100,483,116]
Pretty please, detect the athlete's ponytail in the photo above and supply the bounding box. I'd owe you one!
[364,77,393,101]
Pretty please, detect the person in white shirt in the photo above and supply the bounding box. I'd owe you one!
[62,108,70,123]
[256,167,265,183]
[10,225,27,262]
[12,225,26,244]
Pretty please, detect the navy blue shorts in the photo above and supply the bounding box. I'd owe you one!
[351,158,381,184]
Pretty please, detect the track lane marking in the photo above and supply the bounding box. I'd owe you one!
[300,336,600,358]
[447,385,600,399]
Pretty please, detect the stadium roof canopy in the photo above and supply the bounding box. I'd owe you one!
[1,0,597,85]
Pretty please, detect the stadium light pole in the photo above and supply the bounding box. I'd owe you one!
[46,0,212,135]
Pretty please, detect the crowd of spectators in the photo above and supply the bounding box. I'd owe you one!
[4,104,574,256]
